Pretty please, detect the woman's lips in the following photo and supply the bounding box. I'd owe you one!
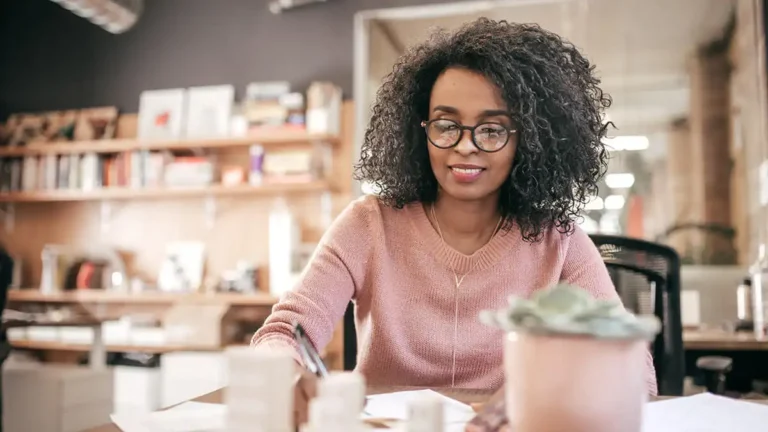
[449,165,485,182]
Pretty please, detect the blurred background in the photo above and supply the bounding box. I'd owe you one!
[1,0,767,430]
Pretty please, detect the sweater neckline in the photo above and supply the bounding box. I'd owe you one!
[406,202,511,274]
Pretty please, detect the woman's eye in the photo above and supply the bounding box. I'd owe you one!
[435,122,458,132]
[480,127,502,135]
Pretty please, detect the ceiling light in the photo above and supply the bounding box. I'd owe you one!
[604,195,626,210]
[49,0,142,34]
[269,0,328,14]
[605,173,635,189]
[584,196,604,210]
[602,136,649,151]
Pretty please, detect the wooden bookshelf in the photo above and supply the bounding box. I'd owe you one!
[0,181,330,203]
[0,131,339,157]
[8,289,279,306]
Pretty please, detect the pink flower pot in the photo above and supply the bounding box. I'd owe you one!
[504,331,648,432]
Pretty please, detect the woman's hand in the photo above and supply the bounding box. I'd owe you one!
[465,386,509,432]
[293,366,318,428]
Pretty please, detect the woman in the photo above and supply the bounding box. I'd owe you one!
[252,18,657,420]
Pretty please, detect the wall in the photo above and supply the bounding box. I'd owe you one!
[729,0,768,265]
[0,0,446,117]
[368,22,403,108]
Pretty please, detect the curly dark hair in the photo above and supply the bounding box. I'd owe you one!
[354,18,611,242]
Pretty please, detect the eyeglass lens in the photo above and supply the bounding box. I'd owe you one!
[426,119,509,152]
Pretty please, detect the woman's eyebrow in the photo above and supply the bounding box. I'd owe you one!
[432,105,459,114]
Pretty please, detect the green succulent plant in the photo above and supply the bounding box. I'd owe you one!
[479,284,661,340]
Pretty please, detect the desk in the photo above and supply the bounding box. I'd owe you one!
[684,329,768,351]
[86,386,768,432]
[87,386,494,432]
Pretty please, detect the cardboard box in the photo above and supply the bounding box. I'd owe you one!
[3,364,113,432]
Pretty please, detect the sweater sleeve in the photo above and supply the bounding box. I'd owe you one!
[559,226,659,396]
[251,197,374,364]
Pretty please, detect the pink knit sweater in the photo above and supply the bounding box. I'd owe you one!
[252,196,658,395]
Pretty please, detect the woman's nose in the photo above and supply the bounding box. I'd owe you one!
[454,130,477,155]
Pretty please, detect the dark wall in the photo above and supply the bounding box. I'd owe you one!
[0,0,444,117]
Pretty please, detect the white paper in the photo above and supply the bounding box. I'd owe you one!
[111,402,226,432]
[112,392,475,432]
[363,389,476,432]
[643,393,768,432]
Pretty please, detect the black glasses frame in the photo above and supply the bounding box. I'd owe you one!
[420,119,516,153]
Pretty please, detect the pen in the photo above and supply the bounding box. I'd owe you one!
[292,322,329,378]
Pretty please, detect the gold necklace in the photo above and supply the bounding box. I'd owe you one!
[430,204,503,288]
[431,204,503,388]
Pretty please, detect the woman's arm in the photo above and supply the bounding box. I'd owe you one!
[251,197,375,364]
[559,226,659,396]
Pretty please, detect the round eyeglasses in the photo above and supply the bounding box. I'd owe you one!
[420,119,516,153]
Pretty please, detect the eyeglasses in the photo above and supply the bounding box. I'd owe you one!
[420,119,516,153]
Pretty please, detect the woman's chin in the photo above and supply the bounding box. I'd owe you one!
[440,183,495,202]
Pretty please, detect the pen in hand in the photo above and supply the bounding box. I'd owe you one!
[292,322,329,378]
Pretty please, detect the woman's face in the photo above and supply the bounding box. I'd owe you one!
[426,67,518,203]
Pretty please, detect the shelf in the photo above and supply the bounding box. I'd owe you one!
[0,181,330,203]
[0,130,338,157]
[8,290,279,306]
[10,339,224,354]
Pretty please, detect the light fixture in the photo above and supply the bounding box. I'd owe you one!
[602,135,649,151]
[604,195,626,210]
[49,0,143,34]
[584,196,604,210]
[605,173,635,189]
[578,215,599,234]
[360,181,381,196]
[269,0,328,14]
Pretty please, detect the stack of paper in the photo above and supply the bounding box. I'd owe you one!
[643,393,768,432]
[363,389,477,431]
[110,402,225,432]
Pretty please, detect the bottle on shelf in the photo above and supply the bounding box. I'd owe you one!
[268,197,298,297]
[748,244,767,339]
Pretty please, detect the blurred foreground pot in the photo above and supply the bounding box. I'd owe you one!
[504,331,648,432]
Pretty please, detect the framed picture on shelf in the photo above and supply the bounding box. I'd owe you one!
[137,88,186,140]
[184,85,235,139]
[7,114,46,146]
[158,241,206,293]
[45,110,79,142]
[74,107,118,141]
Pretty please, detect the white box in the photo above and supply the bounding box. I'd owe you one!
[161,352,227,407]
[3,364,113,432]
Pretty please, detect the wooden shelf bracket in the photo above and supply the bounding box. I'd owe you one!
[0,203,15,232]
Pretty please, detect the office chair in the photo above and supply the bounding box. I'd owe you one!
[589,234,686,396]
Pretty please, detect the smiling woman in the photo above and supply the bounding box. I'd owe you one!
[356,18,610,242]
[251,18,656,427]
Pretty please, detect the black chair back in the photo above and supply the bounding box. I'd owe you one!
[589,234,685,396]
[343,302,357,371]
